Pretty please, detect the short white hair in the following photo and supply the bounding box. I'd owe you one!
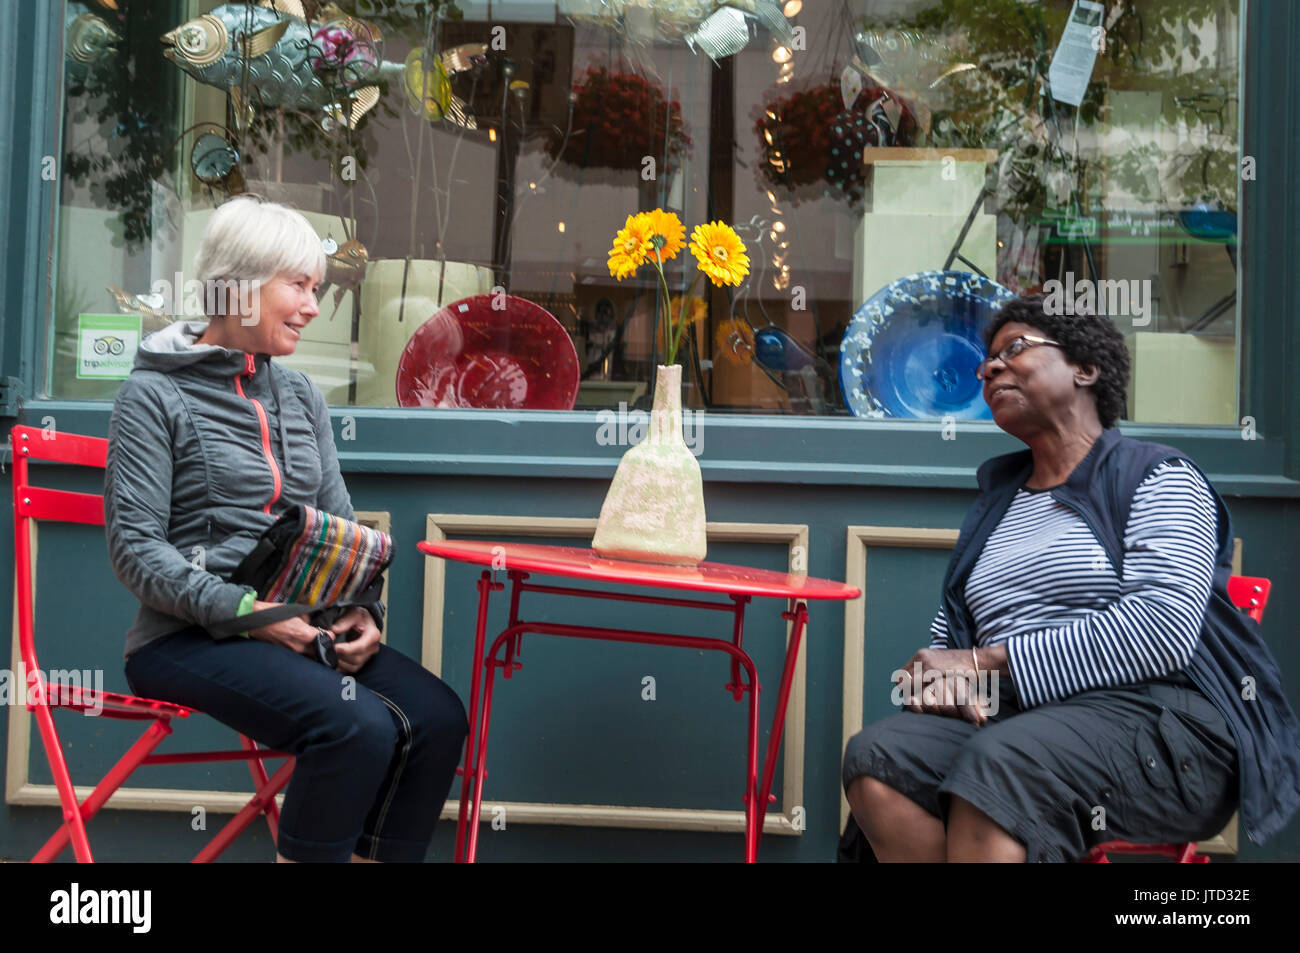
[193,196,325,315]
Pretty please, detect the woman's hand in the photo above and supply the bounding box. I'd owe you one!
[898,648,990,726]
[330,607,381,675]
[246,600,319,657]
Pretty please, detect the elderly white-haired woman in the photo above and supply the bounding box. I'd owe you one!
[106,195,468,863]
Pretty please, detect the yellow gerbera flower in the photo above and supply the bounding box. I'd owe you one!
[608,215,653,280]
[690,221,749,287]
[637,209,686,263]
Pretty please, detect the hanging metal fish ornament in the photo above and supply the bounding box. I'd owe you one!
[65,8,121,85]
[160,0,402,133]
[67,10,120,65]
[106,285,173,335]
[318,237,369,317]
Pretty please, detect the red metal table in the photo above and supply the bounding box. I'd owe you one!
[417,539,861,863]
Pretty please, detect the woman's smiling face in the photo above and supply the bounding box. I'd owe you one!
[244,271,321,356]
[981,320,1091,435]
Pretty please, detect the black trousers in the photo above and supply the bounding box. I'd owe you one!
[126,626,469,862]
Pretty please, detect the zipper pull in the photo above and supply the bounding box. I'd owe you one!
[244,353,256,376]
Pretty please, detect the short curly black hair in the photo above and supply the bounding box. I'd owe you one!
[983,293,1130,428]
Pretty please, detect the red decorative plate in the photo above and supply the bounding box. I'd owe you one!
[395,294,580,410]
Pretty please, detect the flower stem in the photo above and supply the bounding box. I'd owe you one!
[653,250,676,364]
[668,271,704,367]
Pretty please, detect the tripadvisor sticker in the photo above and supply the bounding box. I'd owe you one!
[77,314,140,379]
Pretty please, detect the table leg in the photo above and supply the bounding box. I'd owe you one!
[726,595,750,701]
[743,660,762,863]
[454,571,499,863]
[504,571,527,672]
[751,601,808,857]
[466,641,508,863]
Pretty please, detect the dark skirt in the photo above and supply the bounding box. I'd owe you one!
[841,671,1238,862]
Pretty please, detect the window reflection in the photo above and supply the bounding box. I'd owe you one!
[51,0,1242,425]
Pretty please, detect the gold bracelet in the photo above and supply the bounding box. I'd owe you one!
[971,646,981,680]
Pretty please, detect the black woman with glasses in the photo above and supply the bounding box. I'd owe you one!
[840,293,1300,862]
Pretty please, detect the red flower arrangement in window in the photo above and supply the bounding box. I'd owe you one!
[546,66,692,173]
[754,76,918,205]
[755,83,844,189]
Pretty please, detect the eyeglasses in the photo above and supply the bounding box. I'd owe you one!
[975,334,1062,381]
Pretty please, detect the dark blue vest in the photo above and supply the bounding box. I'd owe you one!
[939,427,1300,845]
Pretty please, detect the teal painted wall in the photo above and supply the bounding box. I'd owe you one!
[2,466,1298,861]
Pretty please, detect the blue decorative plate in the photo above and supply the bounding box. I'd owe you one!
[839,270,1017,419]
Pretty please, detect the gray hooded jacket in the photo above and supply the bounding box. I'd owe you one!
[105,320,384,657]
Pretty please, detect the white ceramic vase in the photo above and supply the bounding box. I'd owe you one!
[592,363,707,565]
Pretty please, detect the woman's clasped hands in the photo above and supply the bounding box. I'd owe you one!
[247,602,382,674]
[895,648,993,727]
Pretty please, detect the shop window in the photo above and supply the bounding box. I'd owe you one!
[50,0,1244,424]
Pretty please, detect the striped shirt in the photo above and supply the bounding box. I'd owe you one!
[929,459,1219,708]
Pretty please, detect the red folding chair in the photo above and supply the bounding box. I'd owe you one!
[1084,574,1271,864]
[10,424,295,862]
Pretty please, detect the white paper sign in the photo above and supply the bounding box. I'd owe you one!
[1048,0,1105,107]
[840,64,863,110]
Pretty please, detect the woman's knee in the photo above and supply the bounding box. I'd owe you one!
[421,673,469,743]
[846,777,946,863]
[377,667,469,749]
[842,718,900,789]
[306,691,397,769]
[842,724,874,786]
[843,720,920,819]
[847,776,909,819]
